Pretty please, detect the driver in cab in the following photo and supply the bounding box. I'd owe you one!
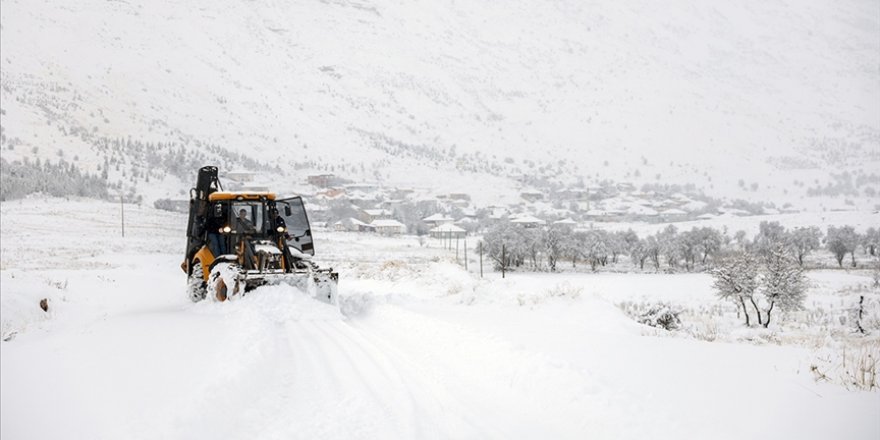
[235,208,256,233]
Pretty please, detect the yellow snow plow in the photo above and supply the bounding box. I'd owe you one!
[181,166,338,303]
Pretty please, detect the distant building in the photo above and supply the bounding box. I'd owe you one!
[553,218,578,226]
[345,182,379,192]
[520,190,544,202]
[616,182,636,192]
[317,188,346,199]
[510,215,546,228]
[371,219,407,235]
[422,213,454,225]
[225,170,256,183]
[361,208,392,223]
[660,208,688,221]
[307,174,336,188]
[429,223,466,239]
[333,217,375,232]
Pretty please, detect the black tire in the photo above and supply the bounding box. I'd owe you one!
[188,261,207,302]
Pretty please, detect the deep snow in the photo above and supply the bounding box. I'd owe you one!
[1,198,879,439]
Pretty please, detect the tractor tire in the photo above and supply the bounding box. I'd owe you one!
[208,262,241,302]
[187,261,207,302]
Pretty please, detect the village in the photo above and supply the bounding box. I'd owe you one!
[178,169,799,240]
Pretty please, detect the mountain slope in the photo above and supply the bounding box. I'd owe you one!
[1,0,878,206]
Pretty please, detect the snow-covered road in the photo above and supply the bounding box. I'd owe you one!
[0,256,623,440]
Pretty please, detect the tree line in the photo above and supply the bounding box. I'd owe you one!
[480,221,880,273]
[0,157,109,201]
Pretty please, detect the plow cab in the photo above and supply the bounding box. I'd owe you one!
[182,166,338,304]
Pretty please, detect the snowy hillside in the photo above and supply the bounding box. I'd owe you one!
[1,0,879,207]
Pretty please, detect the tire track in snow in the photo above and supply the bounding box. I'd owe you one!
[347,303,612,439]
[319,315,502,439]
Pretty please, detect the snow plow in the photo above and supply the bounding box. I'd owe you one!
[181,166,338,303]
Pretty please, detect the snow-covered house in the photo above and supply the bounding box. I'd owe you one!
[361,208,392,223]
[510,215,546,228]
[660,208,688,221]
[520,190,544,202]
[429,223,466,239]
[333,217,375,232]
[553,218,578,226]
[307,174,336,188]
[371,219,407,235]
[422,213,454,226]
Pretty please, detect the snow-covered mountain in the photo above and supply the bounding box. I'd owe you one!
[1,0,878,207]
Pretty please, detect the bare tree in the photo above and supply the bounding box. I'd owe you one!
[864,227,879,257]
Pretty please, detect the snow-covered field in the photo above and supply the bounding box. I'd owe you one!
[2,198,879,439]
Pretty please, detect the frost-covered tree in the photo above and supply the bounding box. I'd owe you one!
[610,230,638,264]
[543,225,570,272]
[520,227,543,270]
[677,228,701,271]
[564,231,583,268]
[863,227,879,257]
[574,230,609,271]
[711,252,759,326]
[758,244,807,328]
[646,235,661,269]
[696,227,723,265]
[788,226,822,267]
[733,230,749,252]
[753,221,788,257]
[657,225,679,269]
[630,238,650,270]
[482,223,520,271]
[826,226,860,268]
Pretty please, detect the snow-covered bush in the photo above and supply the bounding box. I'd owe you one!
[637,303,682,330]
[618,301,683,331]
[544,282,582,300]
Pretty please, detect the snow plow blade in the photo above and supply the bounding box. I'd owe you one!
[210,262,338,304]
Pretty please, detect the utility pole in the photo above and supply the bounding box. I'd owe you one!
[501,243,506,279]
[479,241,483,278]
[463,237,468,271]
[120,194,125,238]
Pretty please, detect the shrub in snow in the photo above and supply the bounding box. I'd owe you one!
[544,282,582,300]
[811,342,879,391]
[637,303,682,331]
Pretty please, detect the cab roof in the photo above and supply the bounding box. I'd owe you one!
[208,191,276,201]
